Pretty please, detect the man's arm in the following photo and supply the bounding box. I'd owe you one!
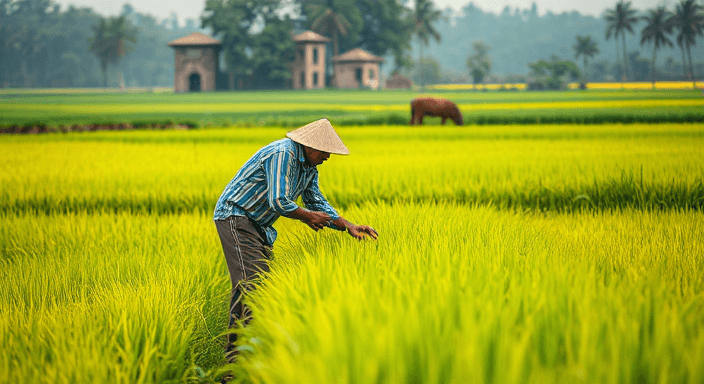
[331,216,379,240]
[302,172,378,240]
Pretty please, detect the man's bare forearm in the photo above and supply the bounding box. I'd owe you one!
[332,216,354,231]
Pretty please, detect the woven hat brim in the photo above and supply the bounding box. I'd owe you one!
[286,119,350,155]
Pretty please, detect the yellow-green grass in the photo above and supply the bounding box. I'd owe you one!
[4,98,703,114]
[2,89,703,128]
[430,81,704,91]
[0,212,226,383]
[1,124,702,214]
[242,203,704,384]
[1,205,702,383]
[1,123,703,383]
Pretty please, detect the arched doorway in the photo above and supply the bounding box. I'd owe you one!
[189,73,201,92]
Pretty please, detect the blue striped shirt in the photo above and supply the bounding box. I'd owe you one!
[213,138,341,245]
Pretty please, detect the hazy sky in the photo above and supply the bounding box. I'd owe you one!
[53,0,670,25]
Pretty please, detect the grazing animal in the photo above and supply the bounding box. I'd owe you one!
[409,98,464,126]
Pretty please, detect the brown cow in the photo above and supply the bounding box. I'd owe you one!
[409,98,464,126]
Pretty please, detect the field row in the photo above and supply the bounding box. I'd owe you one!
[1,205,702,383]
[2,89,703,128]
[1,124,702,214]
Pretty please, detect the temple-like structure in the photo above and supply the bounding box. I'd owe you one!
[168,32,221,92]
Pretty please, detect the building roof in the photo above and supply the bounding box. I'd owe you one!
[292,30,331,43]
[168,32,221,47]
[333,48,384,63]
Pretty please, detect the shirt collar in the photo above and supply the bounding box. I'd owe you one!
[293,140,313,168]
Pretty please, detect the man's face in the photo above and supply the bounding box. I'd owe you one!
[303,146,331,167]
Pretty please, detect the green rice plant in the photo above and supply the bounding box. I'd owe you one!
[1,205,702,383]
[1,89,703,128]
[0,212,228,383]
[234,203,704,384]
[1,120,703,383]
[4,124,701,215]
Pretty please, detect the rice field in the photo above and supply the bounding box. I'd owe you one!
[2,88,703,129]
[429,81,704,91]
[1,89,703,383]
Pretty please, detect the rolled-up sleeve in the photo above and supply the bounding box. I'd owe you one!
[262,149,300,215]
[302,172,343,230]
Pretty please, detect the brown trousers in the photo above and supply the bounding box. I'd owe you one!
[214,216,271,362]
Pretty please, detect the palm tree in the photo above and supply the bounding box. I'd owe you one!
[573,35,599,83]
[640,7,673,87]
[107,15,137,90]
[302,0,356,87]
[88,15,137,88]
[413,0,443,86]
[308,0,350,58]
[671,0,704,84]
[605,1,639,81]
[88,17,112,87]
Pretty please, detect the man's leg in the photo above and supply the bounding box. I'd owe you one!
[215,216,271,363]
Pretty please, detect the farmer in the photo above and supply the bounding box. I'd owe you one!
[213,118,378,364]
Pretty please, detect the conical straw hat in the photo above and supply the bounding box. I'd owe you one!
[286,118,350,155]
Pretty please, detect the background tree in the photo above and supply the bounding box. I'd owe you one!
[202,0,274,85]
[88,17,113,87]
[354,0,413,74]
[465,40,491,84]
[412,0,443,86]
[605,1,639,80]
[305,0,351,58]
[249,15,296,88]
[108,15,138,89]
[640,6,673,86]
[413,56,441,85]
[671,0,703,84]
[88,15,137,88]
[528,56,581,90]
[573,35,599,83]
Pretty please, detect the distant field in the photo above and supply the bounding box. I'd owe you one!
[1,88,703,129]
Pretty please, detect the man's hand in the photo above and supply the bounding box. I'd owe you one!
[347,225,379,240]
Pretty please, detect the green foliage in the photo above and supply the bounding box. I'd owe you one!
[528,56,581,90]
[0,0,203,88]
[354,0,414,73]
[304,0,357,57]
[573,35,599,83]
[299,0,414,73]
[671,0,704,83]
[640,7,674,85]
[249,15,296,88]
[466,40,491,84]
[605,1,640,80]
[88,15,138,87]
[412,56,441,85]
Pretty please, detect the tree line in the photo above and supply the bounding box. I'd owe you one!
[200,0,441,88]
[1,0,702,89]
[419,1,703,85]
[0,0,202,88]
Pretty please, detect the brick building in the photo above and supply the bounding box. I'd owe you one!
[289,31,330,90]
[168,32,222,92]
[332,48,384,90]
